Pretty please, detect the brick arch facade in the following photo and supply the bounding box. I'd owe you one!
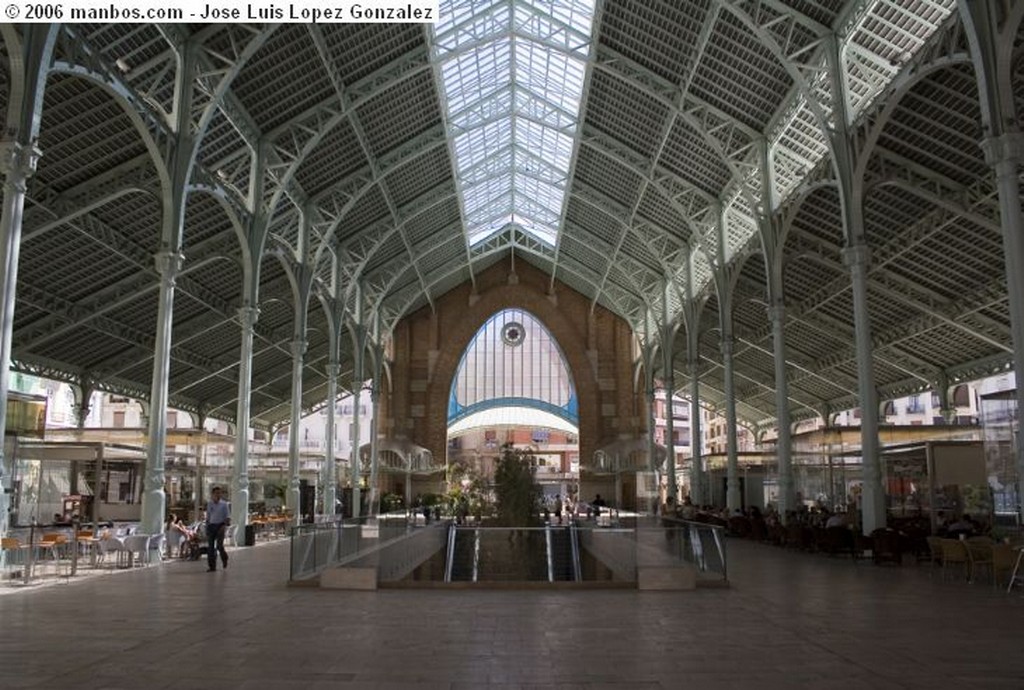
[427,279,600,464]
[381,259,643,475]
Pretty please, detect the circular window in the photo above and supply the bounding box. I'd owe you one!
[501,321,526,347]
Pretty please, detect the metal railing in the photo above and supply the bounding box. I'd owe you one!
[445,527,565,582]
[545,526,554,582]
[440,519,727,585]
[298,517,728,586]
[376,524,448,583]
[444,524,456,583]
[655,517,728,581]
[569,522,582,582]
[289,514,414,581]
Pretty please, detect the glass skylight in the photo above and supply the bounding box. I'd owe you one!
[432,0,596,248]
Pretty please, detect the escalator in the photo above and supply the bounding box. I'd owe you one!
[444,525,582,582]
[444,526,478,581]
[547,526,579,581]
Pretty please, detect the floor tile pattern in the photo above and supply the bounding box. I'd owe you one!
[2,538,1022,689]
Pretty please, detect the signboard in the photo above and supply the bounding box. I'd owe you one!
[6,392,47,438]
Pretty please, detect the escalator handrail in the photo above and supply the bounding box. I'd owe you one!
[545,525,554,582]
[569,524,582,582]
[444,523,455,583]
[472,528,481,583]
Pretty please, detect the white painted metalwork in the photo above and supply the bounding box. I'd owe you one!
[0,3,1017,448]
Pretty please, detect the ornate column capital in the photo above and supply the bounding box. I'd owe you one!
[154,251,185,287]
[980,132,1024,169]
[72,402,91,428]
[0,139,42,188]
[326,362,341,378]
[237,305,260,329]
[719,336,734,357]
[841,243,871,270]
[290,338,308,358]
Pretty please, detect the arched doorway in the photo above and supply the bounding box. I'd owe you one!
[446,308,580,513]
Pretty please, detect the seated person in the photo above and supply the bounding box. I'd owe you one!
[53,512,73,527]
[181,519,206,560]
[166,514,195,557]
[825,512,847,529]
[947,514,974,538]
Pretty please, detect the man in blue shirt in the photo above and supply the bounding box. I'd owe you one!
[205,486,231,572]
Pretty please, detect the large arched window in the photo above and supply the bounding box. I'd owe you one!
[448,308,578,429]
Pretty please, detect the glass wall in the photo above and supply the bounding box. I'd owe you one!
[450,308,576,423]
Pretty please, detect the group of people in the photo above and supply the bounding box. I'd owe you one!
[660,495,729,522]
[940,512,985,538]
[540,493,611,523]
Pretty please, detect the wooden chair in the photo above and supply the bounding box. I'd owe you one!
[991,543,1016,590]
[34,533,69,576]
[1,537,24,550]
[939,538,970,582]
[822,526,855,558]
[965,538,994,584]
[871,528,902,565]
[749,519,767,542]
[853,532,874,560]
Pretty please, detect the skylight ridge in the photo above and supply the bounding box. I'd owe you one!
[432,0,596,249]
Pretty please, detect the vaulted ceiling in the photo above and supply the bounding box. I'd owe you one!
[0,1,1018,431]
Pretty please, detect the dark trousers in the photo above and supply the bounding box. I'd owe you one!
[207,523,227,569]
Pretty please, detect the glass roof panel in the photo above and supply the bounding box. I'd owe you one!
[514,176,563,223]
[513,147,564,185]
[450,86,515,130]
[517,118,574,171]
[515,39,586,113]
[441,39,511,114]
[436,1,511,55]
[516,218,558,246]
[433,0,596,248]
[453,117,513,168]
[463,172,513,217]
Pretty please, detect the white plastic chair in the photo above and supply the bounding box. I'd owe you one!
[2,537,29,579]
[147,533,165,562]
[98,537,127,568]
[123,534,151,567]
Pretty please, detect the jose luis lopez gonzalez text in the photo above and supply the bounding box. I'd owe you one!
[196,3,435,21]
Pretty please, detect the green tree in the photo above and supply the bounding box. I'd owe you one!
[493,443,542,527]
[446,454,490,519]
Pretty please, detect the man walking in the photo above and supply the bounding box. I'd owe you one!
[205,486,231,572]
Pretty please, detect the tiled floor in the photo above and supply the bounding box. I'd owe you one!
[1,537,1022,689]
